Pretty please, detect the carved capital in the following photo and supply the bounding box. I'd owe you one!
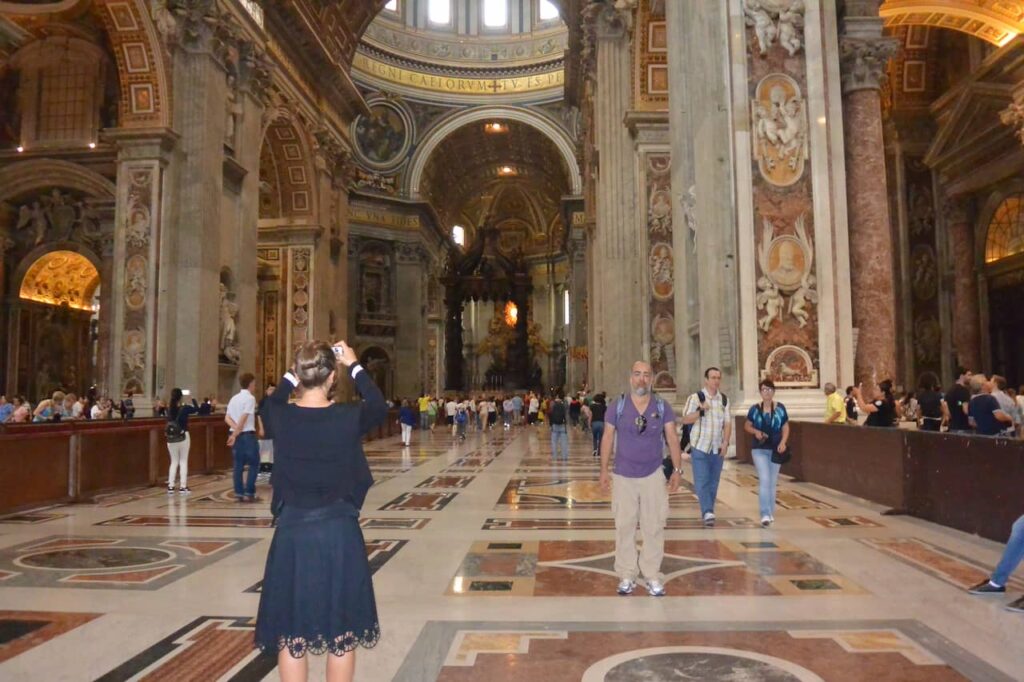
[999,101,1024,146]
[593,0,637,40]
[839,34,899,93]
[238,41,274,105]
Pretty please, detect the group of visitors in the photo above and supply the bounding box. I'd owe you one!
[820,367,1024,437]
[0,390,139,423]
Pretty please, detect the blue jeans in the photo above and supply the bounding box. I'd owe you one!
[420,412,430,430]
[993,514,1024,587]
[751,448,781,518]
[690,447,724,516]
[232,432,259,497]
[550,424,568,459]
[592,421,605,453]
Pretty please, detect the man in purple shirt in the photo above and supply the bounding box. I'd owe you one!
[599,361,685,597]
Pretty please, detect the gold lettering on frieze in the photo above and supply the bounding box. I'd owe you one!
[352,53,564,95]
[349,207,421,230]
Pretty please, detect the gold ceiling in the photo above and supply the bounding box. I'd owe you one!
[19,249,100,311]
[880,0,1024,45]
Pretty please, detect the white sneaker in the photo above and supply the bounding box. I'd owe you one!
[616,579,636,595]
[703,512,716,527]
[646,578,666,596]
[761,515,771,527]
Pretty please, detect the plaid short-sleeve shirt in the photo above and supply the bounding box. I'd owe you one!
[683,391,728,453]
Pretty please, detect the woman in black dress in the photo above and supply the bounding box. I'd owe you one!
[255,340,386,682]
[852,379,901,427]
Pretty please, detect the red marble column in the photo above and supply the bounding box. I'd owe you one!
[947,209,982,371]
[844,87,898,390]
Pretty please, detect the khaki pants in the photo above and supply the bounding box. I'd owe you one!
[612,469,668,582]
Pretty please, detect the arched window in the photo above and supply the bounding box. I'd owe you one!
[538,0,559,21]
[428,0,451,25]
[384,0,398,11]
[483,0,508,28]
[985,194,1024,263]
[452,225,466,246]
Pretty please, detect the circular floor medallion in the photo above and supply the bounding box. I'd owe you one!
[18,547,173,571]
[583,646,824,682]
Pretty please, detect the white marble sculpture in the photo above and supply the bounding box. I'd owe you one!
[219,282,241,364]
[743,0,805,56]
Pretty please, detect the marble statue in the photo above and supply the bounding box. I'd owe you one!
[743,0,805,56]
[743,0,778,55]
[219,283,241,364]
[681,184,698,254]
[16,201,48,245]
[790,273,817,328]
[756,276,784,331]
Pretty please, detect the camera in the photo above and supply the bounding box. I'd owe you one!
[182,389,191,396]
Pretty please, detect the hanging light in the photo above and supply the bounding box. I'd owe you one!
[504,300,518,327]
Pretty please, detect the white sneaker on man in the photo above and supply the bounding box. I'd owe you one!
[761,515,772,527]
[616,579,636,595]
[703,512,716,527]
[646,578,666,596]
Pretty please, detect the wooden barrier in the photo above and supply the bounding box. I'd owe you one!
[734,417,1024,542]
[0,408,400,515]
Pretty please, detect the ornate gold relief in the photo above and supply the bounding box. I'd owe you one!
[19,250,99,311]
[751,73,808,187]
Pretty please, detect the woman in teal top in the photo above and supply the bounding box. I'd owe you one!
[743,379,790,527]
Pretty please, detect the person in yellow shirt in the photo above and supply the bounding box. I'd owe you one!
[824,383,846,424]
[417,394,432,430]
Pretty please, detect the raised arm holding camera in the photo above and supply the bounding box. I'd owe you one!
[254,340,387,682]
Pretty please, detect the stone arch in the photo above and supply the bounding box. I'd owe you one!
[0,159,116,203]
[880,0,1024,46]
[974,178,1024,269]
[407,106,582,197]
[259,111,318,222]
[16,248,100,311]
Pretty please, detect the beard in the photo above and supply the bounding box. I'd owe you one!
[632,386,649,397]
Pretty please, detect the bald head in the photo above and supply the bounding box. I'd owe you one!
[630,361,653,397]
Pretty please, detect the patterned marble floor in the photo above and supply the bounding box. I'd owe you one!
[0,425,1022,680]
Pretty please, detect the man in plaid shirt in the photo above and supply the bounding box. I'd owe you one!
[681,367,732,527]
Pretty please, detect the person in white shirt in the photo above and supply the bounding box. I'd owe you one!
[70,394,85,420]
[226,373,259,502]
[90,399,109,420]
[445,398,458,435]
[528,393,540,425]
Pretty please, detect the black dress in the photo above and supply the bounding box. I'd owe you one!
[254,365,387,657]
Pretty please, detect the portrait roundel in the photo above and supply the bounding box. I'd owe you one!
[766,236,808,291]
[352,100,413,171]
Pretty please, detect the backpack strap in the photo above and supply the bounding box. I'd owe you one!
[616,393,626,422]
[655,395,665,419]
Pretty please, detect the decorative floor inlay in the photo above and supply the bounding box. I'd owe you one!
[379,492,458,512]
[445,539,864,597]
[159,484,273,509]
[496,477,708,511]
[808,516,883,529]
[96,514,274,528]
[75,475,227,507]
[416,475,476,489]
[773,490,838,510]
[0,512,69,524]
[859,537,1024,592]
[394,620,1009,682]
[0,536,258,590]
[360,517,431,530]
[243,538,408,594]
[0,610,101,664]
[94,615,275,681]
[482,517,760,530]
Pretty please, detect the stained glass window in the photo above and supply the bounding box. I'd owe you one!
[985,194,1024,263]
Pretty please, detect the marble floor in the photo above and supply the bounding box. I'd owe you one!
[1,426,1022,681]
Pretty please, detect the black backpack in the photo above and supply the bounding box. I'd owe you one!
[165,410,186,443]
[549,399,567,425]
[681,390,727,452]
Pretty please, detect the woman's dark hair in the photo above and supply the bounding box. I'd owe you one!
[294,340,337,392]
[878,379,895,400]
[918,372,939,392]
[759,378,776,391]
[169,388,183,418]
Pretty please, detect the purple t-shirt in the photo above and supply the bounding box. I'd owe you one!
[609,395,676,478]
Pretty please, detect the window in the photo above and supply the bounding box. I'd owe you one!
[452,225,465,246]
[538,0,559,21]
[428,0,450,24]
[985,194,1024,263]
[384,0,398,11]
[37,59,92,143]
[482,0,507,28]
[563,289,570,325]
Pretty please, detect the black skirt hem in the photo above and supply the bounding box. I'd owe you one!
[257,624,380,658]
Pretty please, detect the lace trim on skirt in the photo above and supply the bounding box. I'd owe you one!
[262,625,380,658]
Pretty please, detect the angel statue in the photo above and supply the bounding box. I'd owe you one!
[756,276,784,331]
[790,273,818,328]
[17,201,48,245]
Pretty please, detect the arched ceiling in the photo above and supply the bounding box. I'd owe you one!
[880,0,1024,46]
[19,249,99,311]
[419,119,570,230]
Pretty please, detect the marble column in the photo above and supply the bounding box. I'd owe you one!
[589,5,641,393]
[666,0,739,391]
[394,242,426,398]
[840,14,900,390]
[106,129,177,414]
[166,7,228,401]
[945,198,982,371]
